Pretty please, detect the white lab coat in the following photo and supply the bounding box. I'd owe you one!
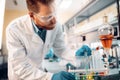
[6,15,74,80]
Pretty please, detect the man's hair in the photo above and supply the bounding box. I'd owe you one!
[26,0,54,13]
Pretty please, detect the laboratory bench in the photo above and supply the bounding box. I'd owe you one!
[95,69,120,80]
[101,74,120,80]
[42,59,120,80]
[94,73,120,80]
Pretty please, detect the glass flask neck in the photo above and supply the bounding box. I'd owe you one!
[103,16,108,24]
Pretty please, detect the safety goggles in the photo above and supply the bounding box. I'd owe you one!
[35,13,56,23]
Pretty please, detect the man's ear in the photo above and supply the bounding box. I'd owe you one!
[28,12,34,19]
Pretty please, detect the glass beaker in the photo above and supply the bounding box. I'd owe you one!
[98,16,114,74]
[75,56,91,69]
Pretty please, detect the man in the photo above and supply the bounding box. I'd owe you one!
[6,0,75,80]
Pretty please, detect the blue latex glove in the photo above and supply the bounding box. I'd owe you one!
[76,45,91,56]
[45,49,54,59]
[66,63,76,70]
[52,71,75,80]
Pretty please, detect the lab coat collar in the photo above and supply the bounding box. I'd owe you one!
[23,15,40,43]
[24,15,52,45]
[22,15,34,34]
[32,20,39,34]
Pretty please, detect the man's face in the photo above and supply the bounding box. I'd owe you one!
[31,3,56,30]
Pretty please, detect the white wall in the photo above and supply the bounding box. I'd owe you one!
[2,10,27,56]
[0,0,6,50]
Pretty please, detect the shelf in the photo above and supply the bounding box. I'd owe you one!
[65,0,116,28]
[76,19,118,36]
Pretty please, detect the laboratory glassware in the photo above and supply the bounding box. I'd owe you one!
[98,16,114,74]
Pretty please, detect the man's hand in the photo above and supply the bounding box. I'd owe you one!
[66,63,76,70]
[52,71,75,80]
[76,45,91,56]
